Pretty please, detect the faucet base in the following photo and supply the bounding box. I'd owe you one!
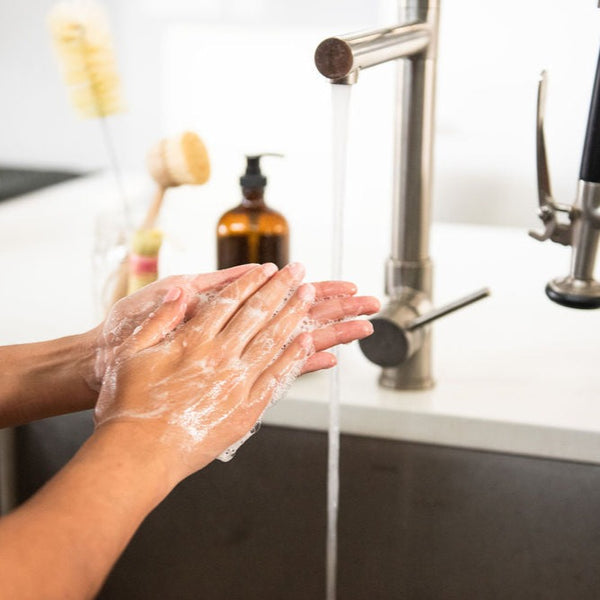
[546,277,600,309]
[381,258,435,390]
[379,363,435,391]
[378,324,434,391]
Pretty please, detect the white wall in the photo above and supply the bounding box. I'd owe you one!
[435,0,600,227]
[0,0,163,172]
[1,0,599,230]
[0,0,99,169]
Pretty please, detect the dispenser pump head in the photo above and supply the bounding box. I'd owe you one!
[240,153,283,189]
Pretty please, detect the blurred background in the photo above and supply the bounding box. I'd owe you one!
[1,0,599,229]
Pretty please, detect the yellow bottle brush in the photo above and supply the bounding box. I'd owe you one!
[48,0,129,222]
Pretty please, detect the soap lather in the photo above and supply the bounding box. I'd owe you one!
[217,154,289,269]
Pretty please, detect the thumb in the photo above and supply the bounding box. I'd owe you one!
[118,287,187,357]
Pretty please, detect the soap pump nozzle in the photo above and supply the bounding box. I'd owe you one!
[240,153,284,190]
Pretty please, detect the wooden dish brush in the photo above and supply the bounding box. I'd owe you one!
[110,131,211,305]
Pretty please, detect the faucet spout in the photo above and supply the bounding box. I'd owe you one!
[314,23,432,84]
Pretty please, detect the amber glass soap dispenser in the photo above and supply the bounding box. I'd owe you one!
[217,154,289,269]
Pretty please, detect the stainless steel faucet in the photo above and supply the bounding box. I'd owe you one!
[530,68,600,309]
[315,0,489,390]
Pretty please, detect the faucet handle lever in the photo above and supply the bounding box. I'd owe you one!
[405,287,491,331]
[359,287,491,370]
[530,70,575,246]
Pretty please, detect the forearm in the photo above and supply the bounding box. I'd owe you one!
[0,330,99,427]
[0,423,174,600]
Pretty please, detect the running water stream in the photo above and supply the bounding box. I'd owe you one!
[326,83,353,600]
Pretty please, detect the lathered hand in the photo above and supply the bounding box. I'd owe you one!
[90,264,257,391]
[92,266,379,388]
[94,263,378,482]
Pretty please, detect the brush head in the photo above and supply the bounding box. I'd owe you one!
[146,131,211,188]
[48,0,125,118]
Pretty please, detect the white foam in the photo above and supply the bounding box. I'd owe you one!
[243,306,268,323]
[272,286,298,317]
[269,357,306,407]
[217,421,261,462]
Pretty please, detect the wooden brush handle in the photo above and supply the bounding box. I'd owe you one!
[142,187,166,230]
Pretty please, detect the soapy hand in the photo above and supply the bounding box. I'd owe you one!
[90,264,258,391]
[94,263,378,482]
[92,264,379,389]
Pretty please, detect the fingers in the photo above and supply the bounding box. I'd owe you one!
[124,266,258,322]
[218,262,307,353]
[310,319,374,354]
[299,317,376,374]
[116,287,187,358]
[312,280,357,300]
[169,265,260,320]
[242,283,315,368]
[310,295,380,325]
[157,265,258,295]
[298,320,375,375]
[185,263,278,339]
[249,332,314,411]
[186,264,258,293]
[301,351,337,374]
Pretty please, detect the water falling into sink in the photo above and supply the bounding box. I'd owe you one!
[326,83,352,600]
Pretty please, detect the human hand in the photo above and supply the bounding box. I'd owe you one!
[88,264,257,391]
[302,279,380,374]
[91,266,379,388]
[94,263,378,483]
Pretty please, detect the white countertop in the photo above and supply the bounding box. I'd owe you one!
[1,174,599,464]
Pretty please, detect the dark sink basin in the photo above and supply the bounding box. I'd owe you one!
[0,166,82,202]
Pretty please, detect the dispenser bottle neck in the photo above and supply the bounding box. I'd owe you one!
[241,187,266,207]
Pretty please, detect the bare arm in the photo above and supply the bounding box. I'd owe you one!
[0,332,98,427]
[0,422,173,600]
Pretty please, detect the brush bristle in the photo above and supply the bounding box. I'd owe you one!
[48,0,125,118]
[164,132,211,186]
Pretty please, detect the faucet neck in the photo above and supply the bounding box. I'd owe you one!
[388,1,439,279]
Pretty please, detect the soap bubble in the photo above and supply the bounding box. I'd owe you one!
[216,420,262,462]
